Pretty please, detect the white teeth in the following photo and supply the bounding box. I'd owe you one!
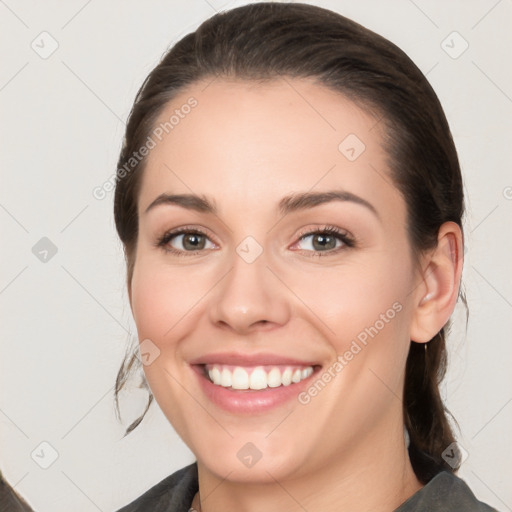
[267,367,282,388]
[301,367,313,379]
[232,367,249,390]
[281,368,293,386]
[220,368,232,387]
[249,367,267,390]
[209,366,221,385]
[206,364,315,390]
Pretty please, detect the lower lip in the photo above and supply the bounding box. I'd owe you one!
[193,366,317,414]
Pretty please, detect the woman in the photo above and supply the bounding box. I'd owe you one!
[113,2,496,511]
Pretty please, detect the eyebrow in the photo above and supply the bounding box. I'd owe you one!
[145,193,215,214]
[144,190,379,218]
[278,190,379,218]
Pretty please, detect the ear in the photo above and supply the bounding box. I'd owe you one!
[410,221,464,343]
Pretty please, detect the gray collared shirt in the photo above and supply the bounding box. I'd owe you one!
[116,463,498,511]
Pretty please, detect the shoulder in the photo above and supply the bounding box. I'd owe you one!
[115,463,198,512]
[395,471,499,512]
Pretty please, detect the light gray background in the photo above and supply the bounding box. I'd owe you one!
[1,1,511,510]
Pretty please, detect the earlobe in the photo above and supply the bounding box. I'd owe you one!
[410,222,464,343]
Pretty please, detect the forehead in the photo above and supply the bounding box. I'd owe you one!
[138,77,403,221]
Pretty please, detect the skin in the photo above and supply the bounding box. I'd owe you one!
[128,77,463,511]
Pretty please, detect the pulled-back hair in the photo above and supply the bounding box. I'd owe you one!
[113,2,464,484]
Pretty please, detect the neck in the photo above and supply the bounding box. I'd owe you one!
[194,421,423,512]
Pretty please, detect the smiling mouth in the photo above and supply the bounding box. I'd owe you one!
[201,364,315,391]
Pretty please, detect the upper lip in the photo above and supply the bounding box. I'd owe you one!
[189,352,319,367]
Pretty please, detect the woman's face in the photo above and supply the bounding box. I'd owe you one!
[129,77,423,482]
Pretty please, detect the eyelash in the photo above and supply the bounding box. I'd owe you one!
[294,225,355,257]
[155,226,212,257]
[155,224,355,258]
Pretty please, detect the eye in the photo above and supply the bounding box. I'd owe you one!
[155,225,354,257]
[292,225,354,256]
[156,227,216,255]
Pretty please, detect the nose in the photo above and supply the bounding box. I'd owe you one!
[208,246,291,335]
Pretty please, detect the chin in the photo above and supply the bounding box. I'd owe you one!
[188,428,317,484]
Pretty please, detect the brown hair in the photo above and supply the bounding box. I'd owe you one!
[0,472,33,512]
[113,2,464,484]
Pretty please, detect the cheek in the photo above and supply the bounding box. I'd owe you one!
[129,258,212,436]
[130,258,211,344]
[289,258,414,430]
[290,253,416,412]
[293,257,413,345]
